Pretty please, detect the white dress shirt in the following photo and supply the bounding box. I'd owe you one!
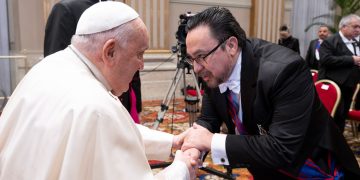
[211,52,242,165]
[339,31,360,55]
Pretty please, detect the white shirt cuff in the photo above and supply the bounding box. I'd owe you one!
[211,133,229,165]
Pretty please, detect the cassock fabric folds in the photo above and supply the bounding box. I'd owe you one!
[0,46,188,180]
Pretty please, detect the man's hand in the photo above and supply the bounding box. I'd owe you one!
[353,56,360,66]
[182,123,213,152]
[172,128,190,150]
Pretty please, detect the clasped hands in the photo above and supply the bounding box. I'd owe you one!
[173,123,214,178]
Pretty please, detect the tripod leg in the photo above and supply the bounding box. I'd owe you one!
[189,69,202,102]
[183,69,203,127]
[153,68,185,130]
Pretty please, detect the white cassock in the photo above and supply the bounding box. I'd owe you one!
[0,45,189,180]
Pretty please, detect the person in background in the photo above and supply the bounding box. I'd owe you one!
[305,25,330,70]
[350,16,360,129]
[278,24,300,54]
[355,22,360,109]
[44,0,103,56]
[44,0,142,123]
[181,7,360,179]
[0,2,199,179]
[319,14,360,132]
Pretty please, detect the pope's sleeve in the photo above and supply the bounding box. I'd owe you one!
[155,160,190,180]
[136,124,173,160]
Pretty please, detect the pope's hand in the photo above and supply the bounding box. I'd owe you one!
[183,148,201,167]
[172,128,190,150]
[174,150,197,179]
[182,123,213,152]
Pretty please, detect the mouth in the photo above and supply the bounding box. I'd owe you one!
[202,76,210,82]
[199,71,211,82]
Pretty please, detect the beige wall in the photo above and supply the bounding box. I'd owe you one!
[169,0,252,48]
[7,0,293,62]
[8,0,41,53]
[4,0,293,99]
[7,0,47,88]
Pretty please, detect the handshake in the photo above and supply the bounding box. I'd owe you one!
[172,123,214,179]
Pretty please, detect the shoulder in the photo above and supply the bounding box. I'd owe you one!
[324,33,340,43]
[293,37,299,42]
[322,33,343,48]
[249,38,302,63]
[247,38,305,78]
[310,39,318,43]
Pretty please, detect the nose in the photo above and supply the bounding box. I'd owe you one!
[193,61,204,73]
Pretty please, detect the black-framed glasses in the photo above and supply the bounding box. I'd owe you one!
[186,38,227,65]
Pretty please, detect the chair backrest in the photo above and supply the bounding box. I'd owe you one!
[314,79,341,117]
[310,69,318,83]
[349,83,360,111]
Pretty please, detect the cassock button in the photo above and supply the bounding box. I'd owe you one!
[221,158,225,163]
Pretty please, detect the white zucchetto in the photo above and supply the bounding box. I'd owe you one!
[75,1,139,35]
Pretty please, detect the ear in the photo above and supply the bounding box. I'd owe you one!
[227,36,238,55]
[102,39,117,65]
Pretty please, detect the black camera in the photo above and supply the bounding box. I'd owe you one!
[176,12,195,45]
[174,12,195,60]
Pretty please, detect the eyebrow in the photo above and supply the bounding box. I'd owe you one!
[187,49,208,58]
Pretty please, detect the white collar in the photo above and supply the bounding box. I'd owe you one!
[69,45,111,91]
[339,31,356,44]
[218,51,242,94]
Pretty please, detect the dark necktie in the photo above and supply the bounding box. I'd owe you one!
[226,89,246,134]
[352,38,359,56]
[352,42,357,56]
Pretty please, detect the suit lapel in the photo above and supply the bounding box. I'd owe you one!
[335,33,354,56]
[240,40,259,134]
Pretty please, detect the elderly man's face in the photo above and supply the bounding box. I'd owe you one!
[108,19,148,96]
[342,18,360,39]
[186,25,234,88]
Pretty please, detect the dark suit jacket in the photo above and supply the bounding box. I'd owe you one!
[43,0,142,112]
[319,33,360,87]
[44,0,100,57]
[196,38,360,179]
[278,36,300,54]
[305,39,320,70]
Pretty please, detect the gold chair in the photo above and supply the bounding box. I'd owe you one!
[310,69,318,83]
[347,84,360,138]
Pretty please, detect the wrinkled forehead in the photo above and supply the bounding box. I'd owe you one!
[126,19,149,48]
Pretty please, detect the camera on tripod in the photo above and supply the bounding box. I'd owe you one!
[152,11,203,129]
[173,12,195,59]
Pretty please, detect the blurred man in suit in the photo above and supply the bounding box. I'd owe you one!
[319,14,360,132]
[305,25,330,70]
[278,24,300,54]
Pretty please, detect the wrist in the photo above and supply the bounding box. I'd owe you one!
[206,133,214,151]
[172,135,181,150]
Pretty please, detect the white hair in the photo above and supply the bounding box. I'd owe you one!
[71,18,140,54]
[338,14,360,29]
